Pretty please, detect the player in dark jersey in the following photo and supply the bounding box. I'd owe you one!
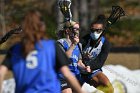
[80,15,114,93]
[57,21,90,93]
[0,10,85,93]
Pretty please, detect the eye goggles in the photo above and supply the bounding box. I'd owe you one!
[90,28,104,33]
[71,27,80,31]
[67,29,79,38]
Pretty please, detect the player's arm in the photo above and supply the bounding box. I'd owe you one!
[77,43,91,72]
[0,50,12,92]
[65,43,76,58]
[56,43,86,93]
[66,34,80,58]
[57,41,76,58]
[78,60,91,73]
[66,36,79,58]
[0,65,8,92]
[90,39,110,70]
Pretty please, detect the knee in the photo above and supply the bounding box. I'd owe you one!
[62,88,72,93]
[108,83,114,93]
[97,82,114,93]
[105,83,114,93]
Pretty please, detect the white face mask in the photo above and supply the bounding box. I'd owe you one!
[90,31,102,40]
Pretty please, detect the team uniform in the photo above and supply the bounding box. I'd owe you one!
[80,34,110,84]
[57,38,82,90]
[1,40,69,93]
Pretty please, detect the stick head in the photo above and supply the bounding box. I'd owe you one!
[58,0,72,22]
[107,6,125,27]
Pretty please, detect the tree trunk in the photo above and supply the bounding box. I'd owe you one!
[0,0,6,36]
[79,0,88,37]
[88,0,100,24]
[56,1,64,32]
[71,0,79,22]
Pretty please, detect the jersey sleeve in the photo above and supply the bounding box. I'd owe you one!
[55,42,70,70]
[89,39,110,70]
[56,41,66,52]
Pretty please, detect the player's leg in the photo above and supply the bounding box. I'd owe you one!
[90,71,114,93]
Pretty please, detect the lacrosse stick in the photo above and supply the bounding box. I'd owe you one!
[58,0,72,22]
[0,26,22,44]
[106,6,125,28]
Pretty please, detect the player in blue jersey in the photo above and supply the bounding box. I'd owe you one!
[0,10,85,93]
[57,21,90,93]
[80,15,114,93]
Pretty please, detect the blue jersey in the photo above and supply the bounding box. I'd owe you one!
[9,40,61,93]
[57,38,81,75]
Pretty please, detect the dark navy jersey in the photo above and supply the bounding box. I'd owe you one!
[1,39,69,93]
[57,38,81,75]
[81,34,110,70]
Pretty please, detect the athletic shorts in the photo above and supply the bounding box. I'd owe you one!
[60,78,71,90]
[59,74,82,90]
[80,68,102,84]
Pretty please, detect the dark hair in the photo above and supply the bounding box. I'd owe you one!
[91,14,107,29]
[21,10,47,57]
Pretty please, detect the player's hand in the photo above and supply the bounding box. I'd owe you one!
[85,66,91,73]
[83,52,91,60]
[71,36,79,45]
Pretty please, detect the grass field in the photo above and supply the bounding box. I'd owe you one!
[106,53,140,70]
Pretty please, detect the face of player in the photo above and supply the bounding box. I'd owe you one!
[66,23,79,39]
[90,24,104,40]
[65,23,80,44]
[72,23,79,38]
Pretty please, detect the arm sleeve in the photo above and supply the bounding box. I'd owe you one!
[1,49,12,70]
[89,39,110,70]
[55,42,70,70]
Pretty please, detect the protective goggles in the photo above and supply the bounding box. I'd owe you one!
[90,28,104,33]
